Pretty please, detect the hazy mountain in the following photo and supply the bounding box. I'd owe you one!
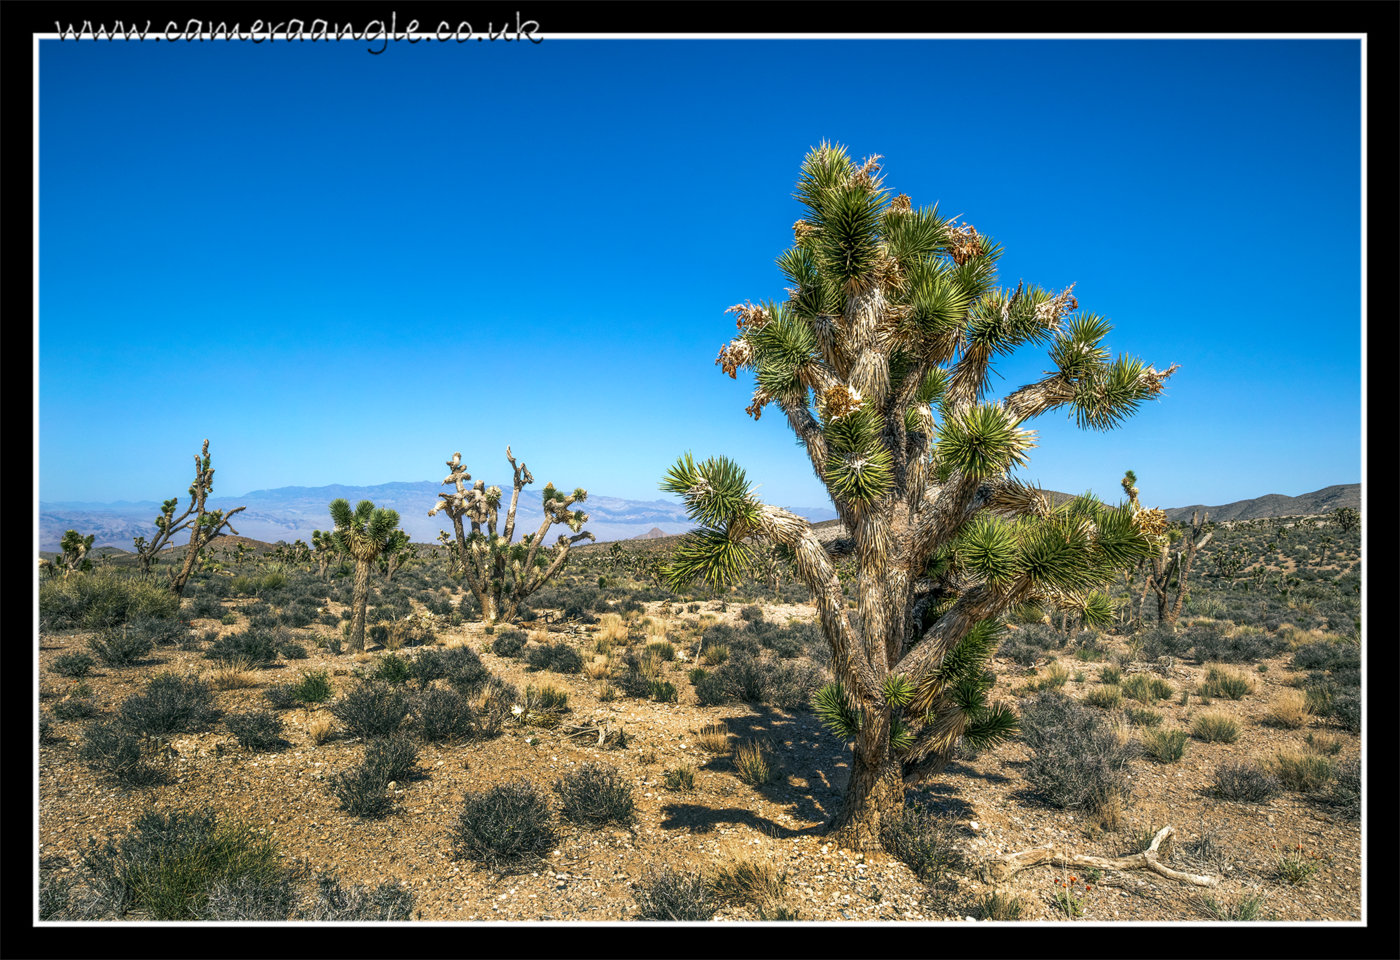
[38,481,840,551]
[37,481,1359,552]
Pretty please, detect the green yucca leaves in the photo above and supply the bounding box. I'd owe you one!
[661,453,758,530]
[663,528,753,593]
[752,307,818,399]
[952,515,1020,586]
[889,717,916,753]
[812,683,863,741]
[824,447,894,504]
[882,673,915,707]
[1016,516,1100,592]
[933,620,1004,688]
[1076,590,1119,630]
[962,700,1020,751]
[934,404,1033,480]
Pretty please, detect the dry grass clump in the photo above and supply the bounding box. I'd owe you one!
[1190,712,1240,743]
[696,723,730,754]
[644,618,669,640]
[584,655,612,681]
[733,740,777,786]
[305,713,335,745]
[597,613,627,645]
[206,656,261,690]
[707,857,787,907]
[1264,689,1313,729]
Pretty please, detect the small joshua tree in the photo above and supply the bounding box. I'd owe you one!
[53,530,96,578]
[311,529,340,580]
[131,440,247,596]
[328,499,404,653]
[661,143,1174,850]
[1330,506,1360,535]
[1122,471,1210,629]
[429,447,595,624]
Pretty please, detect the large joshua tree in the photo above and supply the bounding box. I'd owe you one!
[661,142,1180,851]
[328,498,404,653]
[429,447,594,624]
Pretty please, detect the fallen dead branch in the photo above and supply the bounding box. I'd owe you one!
[971,825,1219,888]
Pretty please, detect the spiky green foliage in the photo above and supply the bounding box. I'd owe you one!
[328,498,404,653]
[664,142,1175,850]
[429,447,594,624]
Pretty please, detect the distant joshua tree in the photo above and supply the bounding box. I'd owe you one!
[131,439,247,596]
[327,498,404,653]
[429,447,594,624]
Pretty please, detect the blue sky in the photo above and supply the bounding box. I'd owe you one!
[37,35,1363,515]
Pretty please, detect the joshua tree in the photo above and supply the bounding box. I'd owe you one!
[131,440,247,595]
[1331,506,1360,534]
[310,529,340,580]
[376,530,415,581]
[328,498,404,653]
[52,530,96,578]
[429,447,594,624]
[660,143,1175,851]
[1122,470,1211,629]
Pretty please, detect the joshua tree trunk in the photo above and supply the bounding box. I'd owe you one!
[348,558,372,652]
[826,714,906,850]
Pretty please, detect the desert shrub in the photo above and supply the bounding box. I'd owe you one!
[411,645,490,693]
[371,652,415,685]
[87,627,155,667]
[118,673,220,738]
[413,686,474,742]
[553,763,636,828]
[185,594,226,620]
[738,603,764,623]
[1019,692,1138,813]
[362,736,420,785]
[290,669,335,704]
[330,764,394,819]
[1213,760,1281,802]
[1191,713,1240,743]
[1292,640,1361,673]
[1121,673,1174,703]
[205,628,279,667]
[491,628,529,658]
[526,640,584,674]
[40,569,180,631]
[80,721,164,787]
[644,640,676,662]
[880,802,961,882]
[1132,625,1193,662]
[1315,755,1359,821]
[277,637,309,659]
[224,711,287,751]
[51,697,98,721]
[51,651,97,678]
[297,875,415,921]
[693,653,823,709]
[330,681,411,739]
[450,779,555,871]
[78,807,285,920]
[1191,629,1276,664]
[633,869,716,921]
[198,873,302,921]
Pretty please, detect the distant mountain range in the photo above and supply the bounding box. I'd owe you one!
[36,480,1358,553]
[37,480,837,552]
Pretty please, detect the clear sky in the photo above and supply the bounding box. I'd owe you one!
[37,35,1363,514]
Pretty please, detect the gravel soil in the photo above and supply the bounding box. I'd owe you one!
[37,593,1365,927]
